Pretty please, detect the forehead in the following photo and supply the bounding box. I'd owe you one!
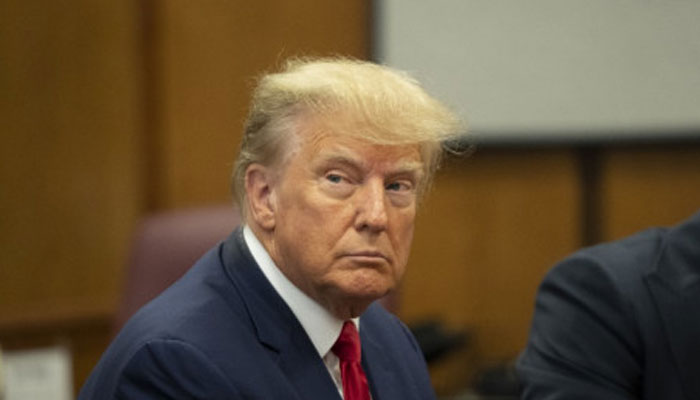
[297,129,424,173]
[288,112,424,169]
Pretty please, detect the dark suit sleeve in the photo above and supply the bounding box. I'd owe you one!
[115,339,242,400]
[516,254,643,400]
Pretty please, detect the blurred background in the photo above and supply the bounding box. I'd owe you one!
[1,1,699,398]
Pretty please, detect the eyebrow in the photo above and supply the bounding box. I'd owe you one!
[319,153,424,178]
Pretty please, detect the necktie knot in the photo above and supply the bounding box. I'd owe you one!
[332,321,362,362]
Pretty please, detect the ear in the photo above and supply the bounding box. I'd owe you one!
[245,164,277,231]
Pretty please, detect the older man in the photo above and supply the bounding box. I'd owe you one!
[79,58,462,399]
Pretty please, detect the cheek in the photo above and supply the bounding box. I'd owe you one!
[279,207,341,264]
[391,215,416,266]
[396,210,416,242]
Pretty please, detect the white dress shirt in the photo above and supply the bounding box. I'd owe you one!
[243,226,360,398]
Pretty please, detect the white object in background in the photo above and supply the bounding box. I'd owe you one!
[0,348,5,400]
[1,345,72,400]
[376,0,700,141]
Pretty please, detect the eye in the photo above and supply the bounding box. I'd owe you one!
[326,174,343,184]
[386,182,402,191]
[321,171,355,198]
[386,180,413,192]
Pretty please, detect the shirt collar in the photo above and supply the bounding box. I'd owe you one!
[243,225,359,358]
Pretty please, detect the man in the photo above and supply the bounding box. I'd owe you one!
[517,210,700,399]
[79,58,463,399]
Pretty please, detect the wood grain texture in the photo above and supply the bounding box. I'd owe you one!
[152,0,370,208]
[0,0,143,328]
[0,0,143,393]
[599,145,700,240]
[401,149,582,391]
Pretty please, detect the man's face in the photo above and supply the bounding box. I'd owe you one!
[263,119,424,318]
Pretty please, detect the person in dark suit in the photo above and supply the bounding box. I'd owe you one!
[79,57,463,399]
[517,210,700,399]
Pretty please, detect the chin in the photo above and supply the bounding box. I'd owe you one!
[326,281,392,319]
[344,276,394,302]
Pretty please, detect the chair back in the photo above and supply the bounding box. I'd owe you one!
[113,205,240,335]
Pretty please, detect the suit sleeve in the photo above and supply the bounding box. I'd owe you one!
[115,339,242,400]
[516,254,643,400]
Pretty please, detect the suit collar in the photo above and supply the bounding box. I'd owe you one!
[242,225,346,358]
[221,228,341,399]
[360,304,428,400]
[221,228,295,350]
[644,211,700,400]
[361,324,399,400]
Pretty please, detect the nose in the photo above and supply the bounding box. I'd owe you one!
[354,179,389,233]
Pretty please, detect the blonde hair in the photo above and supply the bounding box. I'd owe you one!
[233,57,465,217]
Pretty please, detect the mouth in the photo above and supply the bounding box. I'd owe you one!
[341,251,390,264]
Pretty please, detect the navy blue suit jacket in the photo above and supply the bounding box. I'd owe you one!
[79,229,435,399]
[517,211,700,399]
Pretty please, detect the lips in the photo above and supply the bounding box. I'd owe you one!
[342,250,390,264]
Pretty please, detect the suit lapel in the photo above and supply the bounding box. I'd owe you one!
[361,318,411,400]
[275,327,342,400]
[644,213,700,400]
[221,229,341,400]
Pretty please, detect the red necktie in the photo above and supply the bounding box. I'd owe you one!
[332,321,371,400]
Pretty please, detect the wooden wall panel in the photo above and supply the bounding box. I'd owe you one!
[0,0,144,391]
[599,145,700,241]
[0,0,143,325]
[401,149,582,390]
[152,0,370,209]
